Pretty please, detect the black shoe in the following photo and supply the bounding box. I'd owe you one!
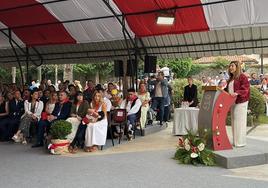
[32,143,43,148]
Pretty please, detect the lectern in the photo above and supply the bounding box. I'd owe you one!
[198,86,236,151]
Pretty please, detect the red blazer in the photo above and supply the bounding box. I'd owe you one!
[227,74,250,104]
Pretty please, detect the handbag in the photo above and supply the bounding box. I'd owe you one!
[41,112,48,121]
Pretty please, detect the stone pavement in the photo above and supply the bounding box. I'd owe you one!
[0,123,268,188]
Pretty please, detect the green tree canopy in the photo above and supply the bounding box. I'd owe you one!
[158,58,192,78]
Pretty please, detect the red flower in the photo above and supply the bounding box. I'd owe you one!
[178,137,184,147]
[192,147,198,153]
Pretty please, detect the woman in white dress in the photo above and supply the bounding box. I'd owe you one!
[84,91,107,152]
[138,82,151,128]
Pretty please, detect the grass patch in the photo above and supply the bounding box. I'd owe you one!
[256,114,268,124]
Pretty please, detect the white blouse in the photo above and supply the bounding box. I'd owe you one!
[23,100,44,120]
[228,80,235,94]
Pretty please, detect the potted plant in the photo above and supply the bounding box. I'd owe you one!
[48,120,72,155]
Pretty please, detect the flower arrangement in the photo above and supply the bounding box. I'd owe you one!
[174,129,216,166]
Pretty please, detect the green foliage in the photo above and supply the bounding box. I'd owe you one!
[0,67,12,83]
[50,120,72,140]
[158,58,193,78]
[174,130,216,166]
[187,64,205,76]
[73,62,113,80]
[249,87,266,119]
[212,57,229,70]
[171,78,203,107]
[256,114,268,124]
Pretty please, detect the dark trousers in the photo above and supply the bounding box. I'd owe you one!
[71,123,87,148]
[151,97,165,123]
[163,105,171,122]
[0,117,18,141]
[127,114,137,127]
[36,120,51,145]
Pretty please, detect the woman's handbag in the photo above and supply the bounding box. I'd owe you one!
[41,112,48,121]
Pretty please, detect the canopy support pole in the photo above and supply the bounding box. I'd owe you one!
[26,47,30,84]
[7,29,24,85]
[0,30,43,67]
[261,54,264,74]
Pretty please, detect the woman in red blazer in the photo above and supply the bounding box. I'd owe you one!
[226,61,250,147]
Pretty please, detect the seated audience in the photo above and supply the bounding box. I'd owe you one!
[12,90,43,144]
[2,90,24,141]
[218,79,227,90]
[66,91,89,142]
[0,94,9,141]
[32,91,71,147]
[137,82,151,129]
[110,89,122,110]
[120,88,142,140]
[84,91,108,152]
[250,73,261,86]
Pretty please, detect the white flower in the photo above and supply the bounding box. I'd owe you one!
[184,138,190,145]
[190,153,198,158]
[204,129,208,132]
[198,143,205,151]
[184,144,191,151]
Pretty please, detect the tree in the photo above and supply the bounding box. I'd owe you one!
[213,57,229,70]
[158,58,192,78]
[73,62,113,83]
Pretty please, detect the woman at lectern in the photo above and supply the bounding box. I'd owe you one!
[226,61,250,147]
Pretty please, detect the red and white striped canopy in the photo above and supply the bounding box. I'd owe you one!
[0,0,268,49]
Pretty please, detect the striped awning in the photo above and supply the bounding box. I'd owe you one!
[0,0,268,64]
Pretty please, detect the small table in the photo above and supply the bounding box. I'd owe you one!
[173,107,199,135]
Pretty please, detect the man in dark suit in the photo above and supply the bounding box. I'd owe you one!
[2,90,24,141]
[32,91,72,147]
[183,77,198,107]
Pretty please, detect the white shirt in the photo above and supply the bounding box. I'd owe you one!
[160,67,170,77]
[104,97,112,112]
[228,80,235,94]
[120,98,142,116]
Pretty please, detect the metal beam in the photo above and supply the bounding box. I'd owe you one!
[0,30,43,66]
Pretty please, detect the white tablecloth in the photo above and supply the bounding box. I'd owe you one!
[173,107,199,135]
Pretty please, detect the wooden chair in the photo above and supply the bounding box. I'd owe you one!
[133,107,142,139]
[110,109,127,144]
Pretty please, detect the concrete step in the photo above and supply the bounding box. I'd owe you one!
[214,138,268,169]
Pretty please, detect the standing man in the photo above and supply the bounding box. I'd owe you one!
[183,77,198,107]
[151,71,168,126]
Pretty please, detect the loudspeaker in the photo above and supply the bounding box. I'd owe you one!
[127,59,137,76]
[114,60,124,77]
[144,55,157,73]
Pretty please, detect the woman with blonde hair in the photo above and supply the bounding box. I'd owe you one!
[226,61,250,147]
[84,90,107,152]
